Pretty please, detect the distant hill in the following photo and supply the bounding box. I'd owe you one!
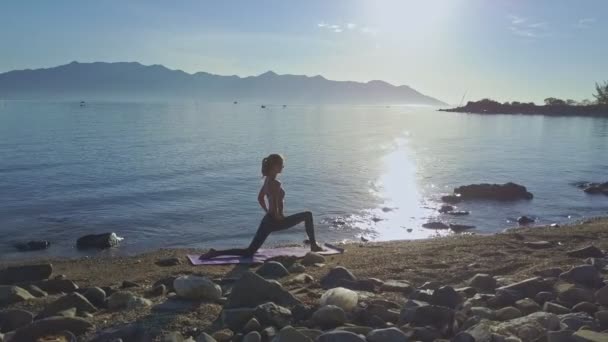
[0,61,446,105]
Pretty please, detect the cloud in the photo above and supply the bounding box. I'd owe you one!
[576,17,596,29]
[346,23,357,30]
[507,14,550,39]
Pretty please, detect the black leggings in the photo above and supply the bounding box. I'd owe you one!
[211,211,316,257]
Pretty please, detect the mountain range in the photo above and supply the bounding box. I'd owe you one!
[0,61,445,105]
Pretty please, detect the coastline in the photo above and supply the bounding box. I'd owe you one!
[2,217,608,339]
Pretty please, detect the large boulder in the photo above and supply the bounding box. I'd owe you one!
[470,274,497,292]
[224,272,300,309]
[0,309,33,333]
[319,287,358,311]
[37,293,97,318]
[76,232,121,249]
[0,264,53,284]
[11,317,94,340]
[560,265,602,288]
[0,286,34,306]
[173,275,222,301]
[320,267,357,289]
[453,182,533,200]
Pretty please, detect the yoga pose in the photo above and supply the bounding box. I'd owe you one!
[200,154,322,259]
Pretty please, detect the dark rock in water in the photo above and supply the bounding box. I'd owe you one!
[76,232,121,249]
[441,195,462,204]
[438,205,454,213]
[14,240,51,252]
[567,245,604,258]
[320,266,357,289]
[449,224,475,232]
[0,264,53,284]
[447,210,470,216]
[454,182,534,201]
[581,181,608,195]
[11,317,94,340]
[224,272,300,309]
[422,222,449,229]
[0,309,33,333]
[517,216,535,225]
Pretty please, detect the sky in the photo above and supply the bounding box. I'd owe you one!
[1,0,606,104]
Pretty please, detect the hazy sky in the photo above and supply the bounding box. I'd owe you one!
[1,0,606,104]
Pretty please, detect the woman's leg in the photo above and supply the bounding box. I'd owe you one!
[271,211,322,251]
[199,217,272,259]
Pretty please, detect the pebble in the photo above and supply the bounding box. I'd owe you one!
[224,271,300,309]
[515,298,541,314]
[495,306,523,321]
[320,266,357,289]
[320,287,358,311]
[174,275,222,301]
[302,252,326,266]
[254,302,292,328]
[156,257,182,266]
[288,262,306,273]
[560,265,602,288]
[274,326,311,342]
[312,305,347,329]
[83,287,107,307]
[211,329,233,342]
[573,301,598,315]
[242,331,262,342]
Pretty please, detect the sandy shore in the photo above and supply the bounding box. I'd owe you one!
[1,218,608,339]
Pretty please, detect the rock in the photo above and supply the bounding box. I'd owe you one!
[336,278,376,292]
[0,286,34,305]
[287,273,314,285]
[453,182,534,200]
[320,267,357,289]
[411,304,455,332]
[195,332,217,342]
[559,312,597,331]
[0,264,53,284]
[242,331,262,342]
[524,241,554,249]
[23,284,47,297]
[156,257,181,266]
[83,287,106,307]
[211,329,233,342]
[90,323,153,342]
[547,330,575,342]
[127,296,152,309]
[161,331,185,342]
[432,285,461,309]
[450,224,476,232]
[493,312,560,341]
[470,306,495,320]
[256,261,290,279]
[442,195,462,204]
[447,210,470,216]
[366,327,408,342]
[243,317,261,332]
[517,216,535,225]
[38,293,97,318]
[302,252,325,266]
[567,245,604,258]
[535,267,563,278]
[535,291,555,304]
[320,287,358,311]
[220,308,255,331]
[560,265,602,288]
[274,326,311,342]
[225,272,300,309]
[0,309,33,332]
[595,285,608,306]
[288,263,306,273]
[452,332,476,342]
[107,291,150,310]
[470,274,497,292]
[573,302,597,315]
[14,240,51,252]
[312,305,346,329]
[31,279,78,294]
[147,284,167,298]
[544,301,571,315]
[595,310,608,328]
[254,302,292,328]
[572,329,608,341]
[11,317,94,340]
[379,280,412,294]
[411,326,443,341]
[121,280,139,289]
[317,330,366,342]
[422,221,449,229]
[154,276,178,292]
[496,306,523,321]
[173,275,222,301]
[514,298,541,315]
[497,277,547,298]
[465,320,494,342]
[261,326,277,341]
[76,232,121,249]
[558,285,594,307]
[439,205,454,213]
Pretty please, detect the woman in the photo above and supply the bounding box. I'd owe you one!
[200,154,323,259]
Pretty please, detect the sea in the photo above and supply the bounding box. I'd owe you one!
[1,100,607,259]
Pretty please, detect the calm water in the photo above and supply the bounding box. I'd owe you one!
[1,101,607,259]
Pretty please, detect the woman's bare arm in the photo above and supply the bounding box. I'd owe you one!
[258,186,268,213]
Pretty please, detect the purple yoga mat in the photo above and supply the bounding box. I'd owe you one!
[187,243,344,265]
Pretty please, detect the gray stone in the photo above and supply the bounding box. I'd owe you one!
[254,302,292,328]
[302,252,325,266]
[366,327,408,342]
[320,287,358,311]
[288,263,306,273]
[312,305,346,329]
[108,291,137,310]
[153,298,199,313]
[174,275,222,301]
[317,330,366,342]
[471,306,495,320]
[432,285,461,309]
[0,264,53,284]
[515,298,541,314]
[572,329,608,341]
[470,273,497,292]
[452,332,476,342]
[242,331,262,342]
[497,277,547,298]
[146,284,167,298]
[0,309,33,333]
[524,241,554,249]
[243,317,261,332]
[76,232,121,249]
[195,332,217,342]
[547,329,575,342]
[496,306,523,321]
[560,265,602,288]
[54,307,77,317]
[224,272,300,309]
[595,310,608,328]
[297,328,323,340]
[320,266,357,289]
[595,285,608,306]
[465,320,494,342]
[84,287,107,307]
[0,286,34,306]
[544,301,571,315]
[156,257,182,266]
[256,261,290,279]
[379,280,412,294]
[23,284,47,297]
[161,331,185,342]
[31,279,78,294]
[37,292,97,318]
[11,317,94,340]
[557,284,595,306]
[90,323,153,342]
[410,304,454,332]
[572,302,597,315]
[567,245,604,258]
[559,312,597,331]
[211,329,233,341]
[274,326,311,342]
[287,273,314,285]
[221,308,255,331]
[535,291,556,304]
[493,312,560,341]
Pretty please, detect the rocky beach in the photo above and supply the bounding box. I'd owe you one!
[2,218,608,341]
